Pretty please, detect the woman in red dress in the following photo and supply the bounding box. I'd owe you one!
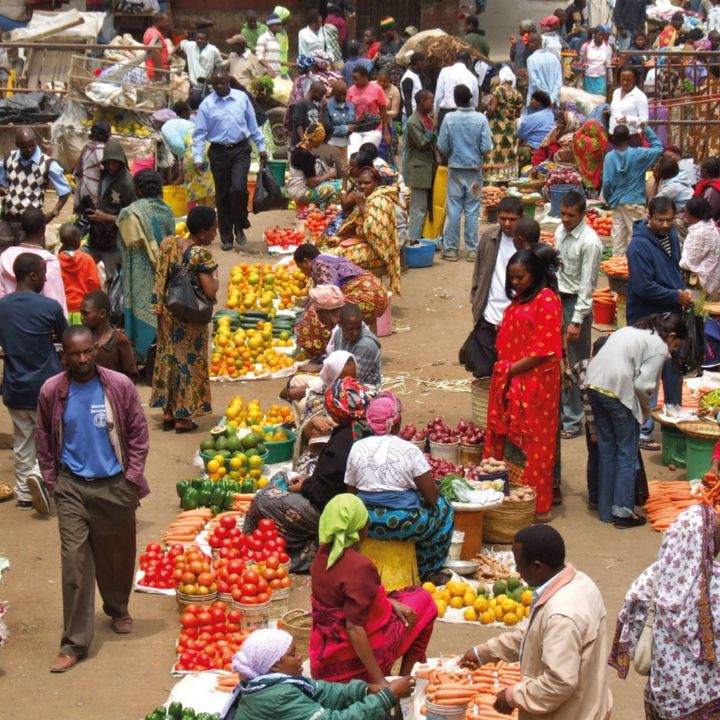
[309,494,437,684]
[484,248,563,521]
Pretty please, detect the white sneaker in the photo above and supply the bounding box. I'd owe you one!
[26,475,51,516]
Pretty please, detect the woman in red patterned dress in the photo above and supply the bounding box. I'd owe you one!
[484,248,563,521]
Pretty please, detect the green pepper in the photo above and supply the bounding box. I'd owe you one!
[197,483,211,506]
[167,702,183,720]
[240,477,256,494]
[181,487,199,510]
[176,480,190,500]
[152,708,168,719]
[191,476,205,490]
[181,709,196,720]
[210,504,222,516]
[211,482,226,506]
[223,490,236,510]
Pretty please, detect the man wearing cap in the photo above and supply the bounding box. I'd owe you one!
[178,31,223,93]
[403,26,419,41]
[240,10,267,53]
[227,35,267,87]
[377,18,403,83]
[192,70,267,250]
[256,16,284,77]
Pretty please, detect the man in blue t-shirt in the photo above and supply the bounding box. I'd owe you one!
[0,252,66,511]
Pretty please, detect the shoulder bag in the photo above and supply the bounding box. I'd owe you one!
[165,247,214,324]
[633,598,656,676]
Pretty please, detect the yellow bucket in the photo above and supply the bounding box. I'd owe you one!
[422,165,448,240]
[163,185,188,217]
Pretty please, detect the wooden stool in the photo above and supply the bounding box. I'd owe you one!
[359,537,420,591]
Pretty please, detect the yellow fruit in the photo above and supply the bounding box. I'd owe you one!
[502,599,517,614]
[462,591,477,607]
[495,593,508,604]
[422,582,436,594]
[503,612,519,626]
[248,455,263,469]
[451,582,468,598]
[229,457,243,471]
[473,596,489,612]
[206,460,220,474]
[436,600,447,618]
[480,610,495,625]
[494,605,504,620]
[438,589,451,603]
[463,607,478,622]
[488,598,497,610]
[520,590,533,607]
[257,476,269,489]
[449,596,464,610]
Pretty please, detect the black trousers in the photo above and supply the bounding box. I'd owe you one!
[471,318,498,378]
[207,140,251,244]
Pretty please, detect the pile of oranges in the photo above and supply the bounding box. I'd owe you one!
[223,396,293,429]
[210,317,297,379]
[226,262,308,312]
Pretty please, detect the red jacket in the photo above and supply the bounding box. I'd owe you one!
[58,250,102,312]
[35,366,150,497]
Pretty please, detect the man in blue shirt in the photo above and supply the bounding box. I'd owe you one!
[0,252,66,512]
[341,40,373,86]
[525,33,563,106]
[437,84,493,262]
[518,91,556,149]
[192,70,267,250]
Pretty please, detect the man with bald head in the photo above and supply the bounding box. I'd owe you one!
[526,32,563,106]
[0,127,71,250]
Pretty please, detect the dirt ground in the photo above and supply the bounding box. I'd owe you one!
[0,207,678,719]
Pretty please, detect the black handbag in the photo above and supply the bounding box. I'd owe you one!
[675,309,704,374]
[458,320,498,378]
[165,252,214,324]
[252,165,286,214]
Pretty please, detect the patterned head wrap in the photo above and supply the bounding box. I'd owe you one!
[232,629,293,680]
[296,54,315,73]
[310,284,345,310]
[312,50,332,70]
[299,122,326,147]
[366,391,402,435]
[319,494,369,568]
[324,377,370,422]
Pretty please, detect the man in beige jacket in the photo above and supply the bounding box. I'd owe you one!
[462,525,612,719]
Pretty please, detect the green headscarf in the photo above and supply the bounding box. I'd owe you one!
[319,494,369,569]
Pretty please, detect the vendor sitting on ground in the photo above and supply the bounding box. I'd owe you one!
[309,494,438,683]
[287,123,340,208]
[327,303,382,388]
[531,111,581,167]
[224,628,413,720]
[243,377,371,573]
[295,284,346,361]
[345,392,455,581]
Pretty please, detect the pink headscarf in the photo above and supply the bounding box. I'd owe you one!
[366,391,402,435]
[310,284,345,310]
[540,15,561,30]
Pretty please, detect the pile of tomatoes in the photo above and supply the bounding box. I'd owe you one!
[207,516,290,565]
[138,542,185,590]
[173,545,218,596]
[176,601,249,672]
[586,209,613,237]
[264,226,304,250]
[214,548,292,599]
[304,205,337,236]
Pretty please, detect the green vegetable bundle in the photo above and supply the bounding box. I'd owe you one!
[438,474,474,501]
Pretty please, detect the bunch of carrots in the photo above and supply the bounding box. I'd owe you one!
[643,481,701,531]
[701,473,720,508]
[162,509,213,544]
[415,662,521,718]
[216,673,239,693]
[600,257,629,277]
[592,287,616,306]
[230,494,255,513]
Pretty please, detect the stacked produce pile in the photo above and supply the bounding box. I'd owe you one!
[144,701,219,720]
[482,186,507,209]
[264,226,304,253]
[600,256,629,278]
[643,480,701,531]
[82,108,154,138]
[698,388,720,420]
[302,205,338,241]
[586,208,613,238]
[225,262,308,312]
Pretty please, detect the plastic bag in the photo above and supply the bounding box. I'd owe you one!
[252,165,286,214]
[107,271,124,326]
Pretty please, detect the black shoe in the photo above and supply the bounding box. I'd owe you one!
[221,242,233,251]
[587,500,598,511]
[613,514,647,529]
[235,230,247,246]
[16,500,33,511]
[27,475,51,516]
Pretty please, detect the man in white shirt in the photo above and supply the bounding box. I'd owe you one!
[298,9,327,57]
[433,50,479,128]
[226,35,266,88]
[179,32,223,92]
[255,15,284,76]
[554,190,602,439]
[467,196,525,377]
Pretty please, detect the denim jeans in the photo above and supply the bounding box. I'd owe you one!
[640,357,683,438]
[587,389,640,522]
[561,294,592,434]
[444,168,482,253]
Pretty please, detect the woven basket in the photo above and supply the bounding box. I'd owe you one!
[677,420,720,440]
[277,608,312,659]
[0,483,14,502]
[471,378,491,430]
[482,484,536,544]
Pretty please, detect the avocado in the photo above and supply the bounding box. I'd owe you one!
[241,432,262,450]
[507,576,521,592]
[493,580,507,596]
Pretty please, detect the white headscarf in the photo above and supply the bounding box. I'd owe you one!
[320,350,354,386]
[498,65,517,89]
[232,629,293,680]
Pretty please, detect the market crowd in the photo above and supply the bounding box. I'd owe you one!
[0,2,719,719]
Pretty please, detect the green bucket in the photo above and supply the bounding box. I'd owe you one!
[267,159,287,188]
[661,426,686,468]
[685,435,716,480]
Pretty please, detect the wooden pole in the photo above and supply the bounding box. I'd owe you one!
[0,42,159,51]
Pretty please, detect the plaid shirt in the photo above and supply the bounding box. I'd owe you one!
[327,325,381,389]
[564,359,595,435]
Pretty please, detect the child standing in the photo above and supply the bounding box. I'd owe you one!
[57,224,101,325]
[80,290,138,380]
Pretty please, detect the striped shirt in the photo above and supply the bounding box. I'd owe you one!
[256,30,282,74]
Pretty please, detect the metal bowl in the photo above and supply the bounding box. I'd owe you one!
[443,560,480,576]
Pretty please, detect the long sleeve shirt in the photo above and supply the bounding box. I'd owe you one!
[517,107,556,149]
[192,89,265,164]
[433,63,479,112]
[526,49,563,106]
[437,107,493,170]
[179,40,223,86]
[609,86,649,135]
[554,220,603,324]
[325,97,356,139]
[298,26,327,57]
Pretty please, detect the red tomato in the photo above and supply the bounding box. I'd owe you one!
[180,613,198,628]
[265,554,280,570]
[227,609,241,623]
[279,552,290,564]
[256,592,270,604]
[228,559,245,575]
[241,582,258,596]
[244,570,260,585]
[257,578,269,593]
[231,587,243,601]
[240,595,258,605]
[197,612,214,626]
[220,515,237,530]
[146,543,163,554]
[215,526,229,540]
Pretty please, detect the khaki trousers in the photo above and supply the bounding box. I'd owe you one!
[53,469,137,657]
[8,408,40,502]
[611,204,646,256]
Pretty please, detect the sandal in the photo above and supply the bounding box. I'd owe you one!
[639,439,661,451]
[560,430,580,440]
[175,421,198,434]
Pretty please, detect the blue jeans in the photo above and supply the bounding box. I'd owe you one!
[640,358,683,438]
[444,168,482,253]
[587,389,640,522]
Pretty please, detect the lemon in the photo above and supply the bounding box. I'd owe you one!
[422,581,437,594]
[463,607,478,622]
[473,596,489,612]
[449,596,464,610]
[480,610,495,625]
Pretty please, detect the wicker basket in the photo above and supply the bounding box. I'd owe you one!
[471,378,491,430]
[677,420,720,440]
[277,608,312,659]
[482,484,536,544]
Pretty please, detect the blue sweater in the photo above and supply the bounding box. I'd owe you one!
[602,126,663,208]
[626,219,684,324]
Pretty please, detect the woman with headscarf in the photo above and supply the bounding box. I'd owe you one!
[223,628,411,720]
[73,120,111,213]
[287,123,341,207]
[243,377,372,572]
[540,15,566,60]
[309,494,438,683]
[295,283,345,360]
[485,66,524,182]
[609,505,720,719]
[116,169,176,364]
[322,167,401,295]
[572,119,609,192]
[344,392,455,581]
[531,111,582,167]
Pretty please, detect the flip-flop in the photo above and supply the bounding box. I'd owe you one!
[639,439,661,451]
[560,430,580,440]
[175,421,199,434]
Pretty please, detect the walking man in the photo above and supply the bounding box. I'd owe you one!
[192,70,267,250]
[437,84,493,263]
[0,253,66,512]
[405,90,436,243]
[526,33,563,106]
[36,325,150,673]
[433,51,479,129]
[554,191,602,440]
[0,126,71,250]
